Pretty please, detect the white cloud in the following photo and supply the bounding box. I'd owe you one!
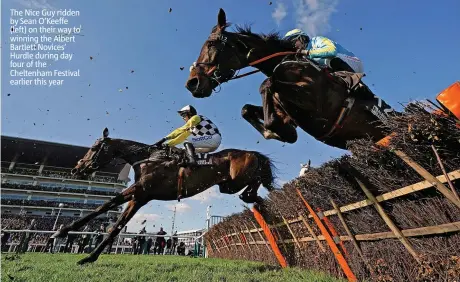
[294,0,338,36]
[166,202,192,214]
[189,186,223,203]
[126,213,161,233]
[272,2,288,26]
[15,0,55,9]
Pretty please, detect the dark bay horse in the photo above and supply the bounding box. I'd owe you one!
[185,8,397,149]
[53,128,275,265]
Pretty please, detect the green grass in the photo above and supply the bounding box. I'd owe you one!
[1,253,343,282]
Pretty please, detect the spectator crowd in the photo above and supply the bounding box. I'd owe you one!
[2,166,126,184]
[1,199,113,210]
[1,215,197,256]
[2,182,119,196]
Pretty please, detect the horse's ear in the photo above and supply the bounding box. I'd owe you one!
[308,159,311,166]
[300,163,304,167]
[217,8,227,31]
[103,128,109,138]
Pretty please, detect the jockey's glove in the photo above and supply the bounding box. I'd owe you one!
[153,138,167,147]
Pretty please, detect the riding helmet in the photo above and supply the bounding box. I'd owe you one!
[284,29,310,42]
[178,105,197,116]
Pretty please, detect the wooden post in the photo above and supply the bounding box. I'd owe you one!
[280,215,301,249]
[317,208,349,258]
[330,199,375,276]
[299,213,326,252]
[251,222,272,252]
[345,166,421,264]
[232,226,247,251]
[431,145,460,201]
[212,239,221,253]
[219,233,231,251]
[252,206,288,268]
[206,242,214,257]
[243,223,260,251]
[272,222,289,254]
[296,188,357,282]
[240,227,252,251]
[392,149,460,209]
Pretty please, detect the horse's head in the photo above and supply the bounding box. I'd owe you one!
[185,9,248,98]
[71,128,116,177]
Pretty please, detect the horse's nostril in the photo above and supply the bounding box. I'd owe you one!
[186,77,199,91]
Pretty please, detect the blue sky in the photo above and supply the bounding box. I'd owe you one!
[2,0,459,233]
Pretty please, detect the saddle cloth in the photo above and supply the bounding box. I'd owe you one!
[195,153,213,166]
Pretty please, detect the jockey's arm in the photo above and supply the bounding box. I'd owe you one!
[306,37,338,58]
[164,115,201,146]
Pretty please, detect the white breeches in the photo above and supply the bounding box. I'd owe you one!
[186,134,222,153]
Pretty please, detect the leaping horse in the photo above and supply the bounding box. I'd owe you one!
[185,8,397,149]
[53,128,276,265]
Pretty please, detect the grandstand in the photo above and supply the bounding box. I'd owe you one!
[1,135,131,234]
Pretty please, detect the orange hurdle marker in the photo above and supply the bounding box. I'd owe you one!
[296,188,357,282]
[252,206,288,268]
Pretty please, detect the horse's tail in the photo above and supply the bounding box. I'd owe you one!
[253,152,277,191]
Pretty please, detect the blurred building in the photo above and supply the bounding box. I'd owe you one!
[1,135,130,226]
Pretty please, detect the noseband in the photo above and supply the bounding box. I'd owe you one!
[192,33,244,89]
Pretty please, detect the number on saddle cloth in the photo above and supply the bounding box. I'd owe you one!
[195,153,214,166]
[363,95,396,125]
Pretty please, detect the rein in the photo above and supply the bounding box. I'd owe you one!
[205,51,297,80]
[87,142,157,171]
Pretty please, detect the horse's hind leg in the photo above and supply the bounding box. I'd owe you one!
[239,181,263,204]
[77,199,145,265]
[52,183,138,239]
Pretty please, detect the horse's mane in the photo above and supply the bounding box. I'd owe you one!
[233,24,293,50]
[234,24,282,42]
[212,23,293,49]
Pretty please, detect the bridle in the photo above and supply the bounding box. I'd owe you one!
[76,139,159,174]
[192,32,246,91]
[86,138,109,170]
[191,31,297,91]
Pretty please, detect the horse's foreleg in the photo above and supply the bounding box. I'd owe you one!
[53,183,138,239]
[261,82,298,143]
[77,199,145,265]
[241,104,281,140]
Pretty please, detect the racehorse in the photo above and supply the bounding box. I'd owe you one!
[53,128,276,265]
[185,8,397,149]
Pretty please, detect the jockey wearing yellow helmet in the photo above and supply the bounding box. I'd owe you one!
[284,29,364,74]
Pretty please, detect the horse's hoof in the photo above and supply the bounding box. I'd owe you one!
[263,130,281,140]
[77,256,96,265]
[177,195,182,202]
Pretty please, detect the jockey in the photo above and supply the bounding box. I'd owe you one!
[283,28,364,74]
[154,105,222,166]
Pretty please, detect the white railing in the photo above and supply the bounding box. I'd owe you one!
[1,229,203,256]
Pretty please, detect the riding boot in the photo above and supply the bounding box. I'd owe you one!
[184,142,197,166]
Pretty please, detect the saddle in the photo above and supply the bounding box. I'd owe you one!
[145,146,215,167]
[273,54,396,125]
